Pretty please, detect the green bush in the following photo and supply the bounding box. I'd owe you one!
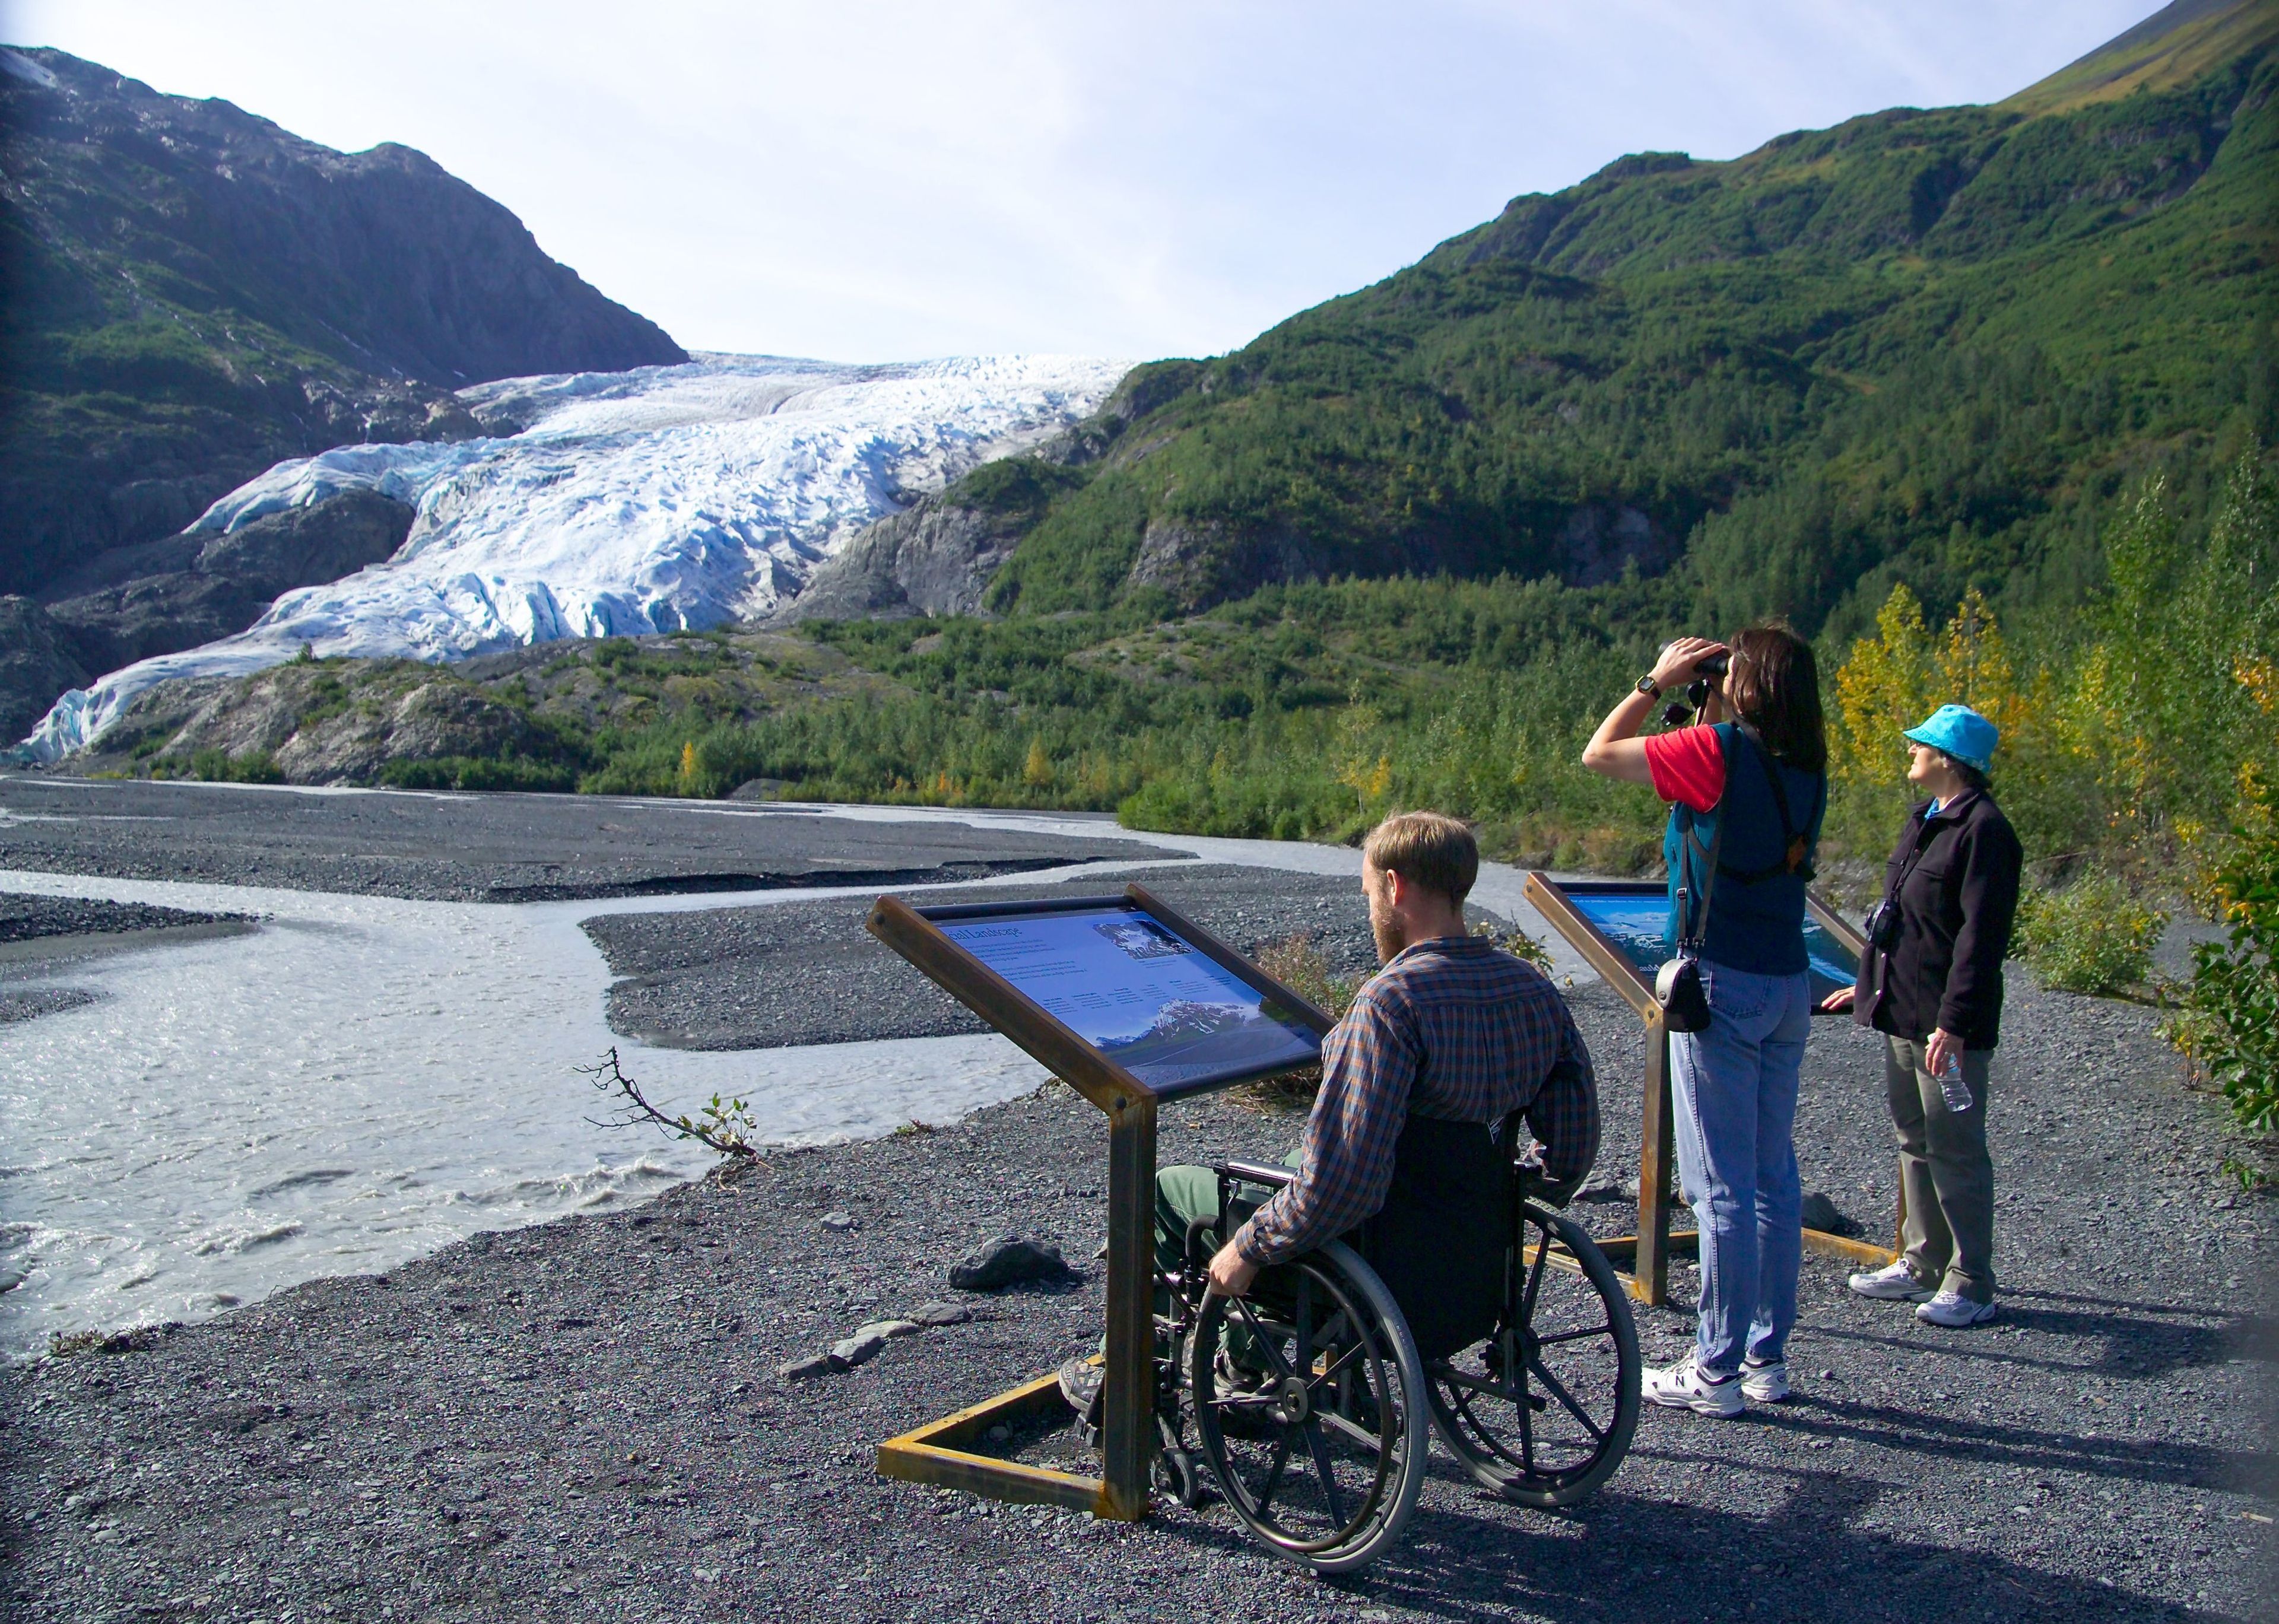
[2013,872,2165,996]
[188,747,284,784]
[2164,819,2279,1131]
[377,756,580,793]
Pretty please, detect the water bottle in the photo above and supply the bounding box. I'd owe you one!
[1938,1050,1973,1114]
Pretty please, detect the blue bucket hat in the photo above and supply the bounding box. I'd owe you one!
[1903,704,1999,772]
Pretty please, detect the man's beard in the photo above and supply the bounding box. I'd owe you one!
[1370,909,1405,965]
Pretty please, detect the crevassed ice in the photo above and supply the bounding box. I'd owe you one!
[20,352,1129,759]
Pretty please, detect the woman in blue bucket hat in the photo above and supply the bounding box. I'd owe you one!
[1822,703,2023,1327]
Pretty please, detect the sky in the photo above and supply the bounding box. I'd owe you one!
[5,1,2163,364]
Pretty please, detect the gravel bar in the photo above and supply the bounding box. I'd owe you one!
[4,966,2270,1623]
[0,776,1180,902]
[580,864,1402,1050]
[0,892,249,945]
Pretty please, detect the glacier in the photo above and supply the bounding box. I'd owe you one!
[20,352,1128,759]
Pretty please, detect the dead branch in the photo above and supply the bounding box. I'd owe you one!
[579,1047,767,1163]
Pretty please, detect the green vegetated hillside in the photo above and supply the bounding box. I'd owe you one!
[983,0,2275,638]
[100,3,2279,897]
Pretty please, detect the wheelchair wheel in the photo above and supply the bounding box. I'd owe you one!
[1427,1204,1639,1507]
[1190,1240,1427,1574]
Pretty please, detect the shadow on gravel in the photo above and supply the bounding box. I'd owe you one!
[1807,1301,2253,1383]
[1719,1397,2277,1496]
[1293,1478,2235,1624]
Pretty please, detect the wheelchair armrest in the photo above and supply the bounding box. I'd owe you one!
[1516,1165,1585,1210]
[1217,1159,1296,1190]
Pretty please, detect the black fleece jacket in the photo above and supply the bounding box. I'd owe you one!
[1851,789,2024,1050]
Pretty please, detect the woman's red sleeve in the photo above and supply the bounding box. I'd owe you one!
[1640,726,1726,813]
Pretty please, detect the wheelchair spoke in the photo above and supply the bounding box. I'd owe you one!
[1302,1419,1347,1529]
[1316,1408,1382,1454]
[1304,1339,1366,1393]
[1257,1434,1291,1510]
[1532,1321,1615,1347]
[1231,1298,1298,1382]
[1519,1219,1552,1326]
[1528,1357,1608,1442]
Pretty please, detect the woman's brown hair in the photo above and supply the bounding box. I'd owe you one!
[1725,622,1827,773]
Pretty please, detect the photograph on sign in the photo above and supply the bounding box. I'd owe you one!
[1557,882,1859,1003]
[931,903,1321,1091]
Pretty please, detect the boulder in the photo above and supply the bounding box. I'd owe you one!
[829,1332,888,1371]
[1799,1191,1859,1237]
[948,1235,1069,1292]
[906,1301,973,1327]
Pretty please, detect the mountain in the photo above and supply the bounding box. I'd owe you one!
[0,45,686,603]
[938,0,2275,641]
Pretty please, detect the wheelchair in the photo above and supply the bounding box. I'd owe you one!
[1144,1155,1641,1573]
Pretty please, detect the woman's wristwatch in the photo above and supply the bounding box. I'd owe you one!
[1633,673,1661,699]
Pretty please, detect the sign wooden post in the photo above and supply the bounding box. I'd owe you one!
[864,883,1332,1521]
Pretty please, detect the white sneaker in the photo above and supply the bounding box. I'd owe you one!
[1848,1261,1934,1302]
[1740,1358,1789,1402]
[1644,1355,1743,1418]
[1916,1291,1997,1327]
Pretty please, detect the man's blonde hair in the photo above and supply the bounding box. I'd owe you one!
[1363,811,1478,907]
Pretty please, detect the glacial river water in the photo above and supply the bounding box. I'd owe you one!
[0,805,1589,1360]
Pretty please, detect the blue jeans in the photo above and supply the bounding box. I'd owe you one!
[1667,961,1810,1374]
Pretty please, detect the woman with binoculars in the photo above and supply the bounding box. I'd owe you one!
[1823,704,2022,1329]
[1583,625,1828,1418]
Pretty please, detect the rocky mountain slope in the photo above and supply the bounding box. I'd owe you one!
[0,44,684,599]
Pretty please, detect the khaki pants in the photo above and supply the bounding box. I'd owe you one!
[1886,1035,1996,1303]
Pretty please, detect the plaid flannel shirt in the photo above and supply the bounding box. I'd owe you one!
[1234,933,1599,1266]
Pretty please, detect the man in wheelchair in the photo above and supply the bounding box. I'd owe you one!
[1061,811,1599,1422]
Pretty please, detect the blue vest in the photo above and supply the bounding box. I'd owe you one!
[1662,723,1827,977]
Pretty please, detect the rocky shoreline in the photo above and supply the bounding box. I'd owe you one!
[5,961,2270,1622]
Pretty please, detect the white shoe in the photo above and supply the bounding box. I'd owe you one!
[1740,1358,1789,1402]
[1644,1355,1743,1418]
[1848,1261,1934,1302]
[1916,1291,1997,1327]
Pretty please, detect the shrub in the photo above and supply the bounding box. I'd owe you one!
[2164,814,2279,1130]
[2013,871,2165,996]
[377,756,580,793]
[188,747,284,784]
[1243,934,1362,1110]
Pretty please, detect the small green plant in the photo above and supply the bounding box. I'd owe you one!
[1473,917,1555,972]
[2013,871,2165,996]
[2163,816,2279,1131]
[2219,1157,2271,1193]
[1243,934,1363,1110]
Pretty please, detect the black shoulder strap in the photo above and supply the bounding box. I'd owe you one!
[1675,799,1723,952]
[1719,724,1824,885]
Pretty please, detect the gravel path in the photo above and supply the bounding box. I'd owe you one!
[5,962,2270,1623]
[0,776,1176,901]
[580,865,1393,1050]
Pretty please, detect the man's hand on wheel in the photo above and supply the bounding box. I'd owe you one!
[1819,986,1855,1013]
[1207,1239,1259,1298]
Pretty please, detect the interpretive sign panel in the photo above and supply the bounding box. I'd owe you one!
[866,883,1331,1521]
[918,897,1323,1095]
[1553,880,1859,1005]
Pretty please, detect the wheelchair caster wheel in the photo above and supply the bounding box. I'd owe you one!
[1153,1444,1206,1509]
